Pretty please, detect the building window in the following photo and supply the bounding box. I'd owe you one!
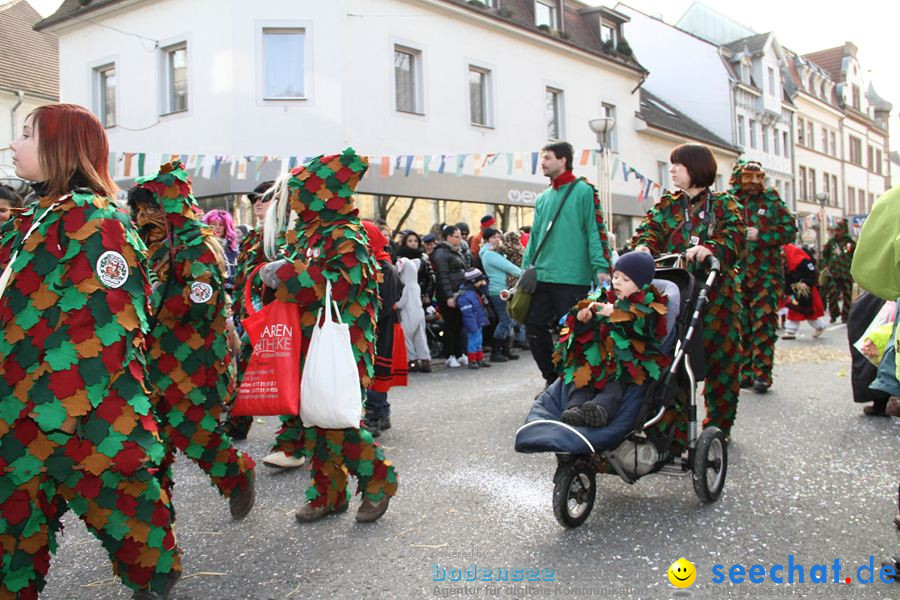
[535,0,557,28]
[797,119,805,146]
[262,28,306,99]
[829,131,836,156]
[740,63,750,85]
[851,84,860,110]
[831,175,838,206]
[749,119,757,149]
[761,125,769,152]
[602,102,617,151]
[545,87,563,140]
[600,22,616,46]
[849,136,862,165]
[394,45,423,115]
[876,149,883,174]
[773,128,780,155]
[715,174,724,191]
[799,166,807,201]
[808,168,816,199]
[806,121,814,151]
[822,171,830,200]
[821,127,828,153]
[468,66,492,127]
[93,64,116,128]
[784,181,792,204]
[767,67,775,95]
[867,145,874,171]
[783,131,790,158]
[161,43,188,114]
[847,187,855,213]
[657,161,668,189]
[737,115,745,146]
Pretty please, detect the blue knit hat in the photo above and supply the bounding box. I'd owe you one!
[614,251,655,288]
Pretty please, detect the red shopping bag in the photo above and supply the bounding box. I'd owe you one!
[232,265,302,416]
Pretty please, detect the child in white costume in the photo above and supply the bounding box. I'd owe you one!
[396,257,432,372]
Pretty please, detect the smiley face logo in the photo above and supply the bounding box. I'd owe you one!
[668,558,696,588]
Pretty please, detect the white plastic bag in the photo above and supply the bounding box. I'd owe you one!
[300,280,363,429]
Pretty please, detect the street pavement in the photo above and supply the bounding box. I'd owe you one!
[43,324,898,599]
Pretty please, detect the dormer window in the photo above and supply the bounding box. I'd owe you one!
[740,62,750,85]
[535,0,557,29]
[600,21,617,46]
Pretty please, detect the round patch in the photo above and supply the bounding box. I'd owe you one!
[96,251,129,289]
[190,281,214,303]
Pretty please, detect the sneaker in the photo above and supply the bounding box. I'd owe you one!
[458,354,469,366]
[467,361,480,369]
[446,356,461,368]
[295,500,349,523]
[781,332,796,340]
[356,496,391,523]
[262,451,306,469]
[229,470,256,520]
[812,327,824,338]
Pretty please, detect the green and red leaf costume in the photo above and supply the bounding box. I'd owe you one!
[268,149,397,509]
[553,286,671,390]
[0,188,180,597]
[630,188,745,448]
[131,161,254,504]
[729,161,797,386]
[820,219,855,322]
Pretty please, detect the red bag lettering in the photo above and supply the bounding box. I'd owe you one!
[232,265,302,416]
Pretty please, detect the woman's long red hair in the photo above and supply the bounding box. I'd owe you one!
[30,103,117,198]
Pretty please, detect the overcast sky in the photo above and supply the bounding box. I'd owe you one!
[28,0,899,151]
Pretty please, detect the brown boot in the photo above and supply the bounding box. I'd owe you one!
[295,500,349,523]
[229,469,256,520]
[356,496,391,523]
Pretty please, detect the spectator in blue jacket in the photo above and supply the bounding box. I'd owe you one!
[458,268,492,369]
[480,228,523,363]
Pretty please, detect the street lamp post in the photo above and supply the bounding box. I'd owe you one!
[588,117,616,232]
[815,192,828,252]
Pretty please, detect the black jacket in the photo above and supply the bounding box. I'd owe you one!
[431,241,467,302]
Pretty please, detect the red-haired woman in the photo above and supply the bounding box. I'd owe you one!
[2,104,181,599]
[630,143,746,447]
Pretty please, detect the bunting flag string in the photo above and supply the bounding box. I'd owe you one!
[106,148,669,204]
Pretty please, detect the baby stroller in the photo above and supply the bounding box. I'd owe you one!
[514,255,727,528]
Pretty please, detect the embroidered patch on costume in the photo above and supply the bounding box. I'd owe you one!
[190,281,214,303]
[96,251,129,288]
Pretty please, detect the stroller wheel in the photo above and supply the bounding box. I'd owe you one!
[552,461,596,528]
[692,427,728,503]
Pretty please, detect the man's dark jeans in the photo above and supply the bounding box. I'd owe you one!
[525,281,590,385]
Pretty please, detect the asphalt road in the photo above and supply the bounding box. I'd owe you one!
[42,324,899,599]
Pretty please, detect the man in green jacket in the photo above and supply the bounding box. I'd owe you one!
[521,142,612,386]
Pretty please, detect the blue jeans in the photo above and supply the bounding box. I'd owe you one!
[466,329,483,354]
[365,390,390,419]
[489,294,514,340]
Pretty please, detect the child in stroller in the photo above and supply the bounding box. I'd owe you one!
[554,252,671,429]
[515,254,727,527]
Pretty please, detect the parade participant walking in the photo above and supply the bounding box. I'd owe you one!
[820,218,856,323]
[781,243,828,339]
[729,160,796,393]
[223,179,277,442]
[522,142,612,387]
[1,104,181,599]
[128,160,256,520]
[480,228,522,362]
[631,143,745,446]
[261,149,397,523]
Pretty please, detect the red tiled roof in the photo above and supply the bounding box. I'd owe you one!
[0,0,58,99]
[803,46,844,83]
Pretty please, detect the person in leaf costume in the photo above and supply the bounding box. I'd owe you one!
[128,160,256,521]
[729,160,796,393]
[553,251,670,428]
[260,149,397,523]
[820,218,856,323]
[1,104,180,599]
[630,143,745,448]
[222,180,276,443]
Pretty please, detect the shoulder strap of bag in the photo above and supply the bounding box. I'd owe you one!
[530,177,583,266]
[242,263,266,317]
